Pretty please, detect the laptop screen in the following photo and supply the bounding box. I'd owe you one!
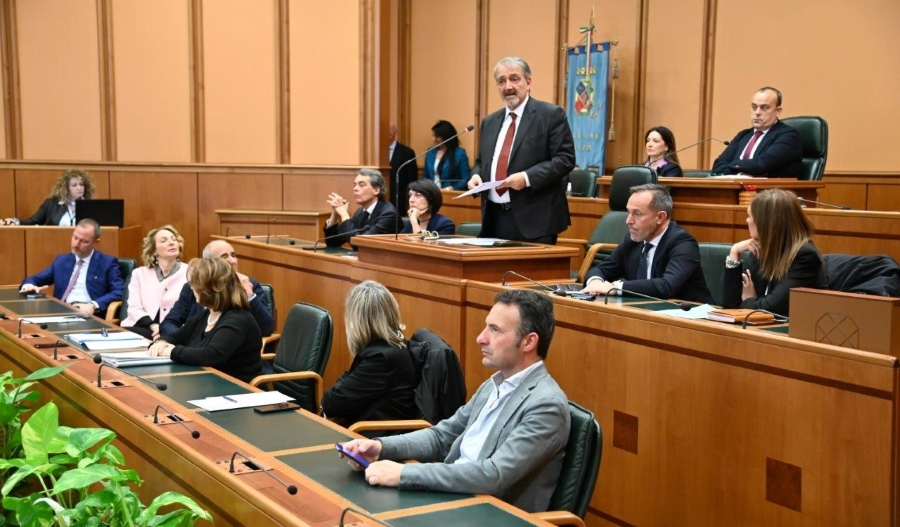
[75,199,125,228]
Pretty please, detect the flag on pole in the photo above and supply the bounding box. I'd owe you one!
[566,42,610,169]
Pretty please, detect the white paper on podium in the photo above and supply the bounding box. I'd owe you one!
[453,180,504,199]
[188,391,294,411]
[655,304,716,319]
[21,315,88,324]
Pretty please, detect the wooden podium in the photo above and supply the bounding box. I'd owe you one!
[595,177,824,205]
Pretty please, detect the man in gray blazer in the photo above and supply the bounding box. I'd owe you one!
[467,56,576,244]
[339,290,570,513]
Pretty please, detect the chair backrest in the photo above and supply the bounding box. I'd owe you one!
[782,116,828,181]
[586,165,656,247]
[567,169,599,198]
[273,302,333,412]
[456,222,481,237]
[547,401,602,519]
[698,242,734,306]
[116,258,137,320]
[258,283,277,332]
[408,328,467,424]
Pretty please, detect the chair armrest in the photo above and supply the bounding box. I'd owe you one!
[532,511,585,527]
[556,237,588,272]
[249,371,323,415]
[577,243,619,283]
[260,352,276,361]
[348,420,433,434]
[105,301,122,324]
[260,333,281,354]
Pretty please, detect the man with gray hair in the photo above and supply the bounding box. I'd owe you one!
[324,168,398,247]
[583,184,713,304]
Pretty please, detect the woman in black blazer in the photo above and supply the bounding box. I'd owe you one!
[2,169,96,226]
[322,280,418,428]
[644,126,684,177]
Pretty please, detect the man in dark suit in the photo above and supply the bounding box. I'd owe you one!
[388,123,417,215]
[19,218,124,317]
[712,87,803,178]
[582,184,713,304]
[467,57,575,244]
[324,168,398,247]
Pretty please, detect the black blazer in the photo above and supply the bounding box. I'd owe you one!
[722,242,825,316]
[163,309,263,383]
[472,97,576,239]
[390,141,418,213]
[323,200,398,247]
[711,120,804,178]
[655,161,684,177]
[20,198,75,226]
[321,339,418,427]
[584,221,714,304]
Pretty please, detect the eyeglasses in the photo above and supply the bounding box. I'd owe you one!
[405,230,440,241]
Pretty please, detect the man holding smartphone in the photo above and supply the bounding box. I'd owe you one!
[337,290,570,513]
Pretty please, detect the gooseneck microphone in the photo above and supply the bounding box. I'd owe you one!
[18,320,48,338]
[394,124,476,238]
[152,404,201,439]
[93,355,168,391]
[224,227,252,239]
[304,226,370,252]
[660,136,730,163]
[740,309,789,329]
[603,287,693,311]
[500,270,567,296]
[797,197,851,210]
[228,451,298,495]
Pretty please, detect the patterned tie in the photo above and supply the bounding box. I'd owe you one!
[636,243,652,280]
[61,259,84,302]
[495,113,517,196]
[740,130,763,160]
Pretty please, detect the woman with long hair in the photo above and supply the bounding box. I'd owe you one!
[643,126,683,177]
[3,169,96,226]
[422,120,471,190]
[322,280,418,428]
[722,188,825,315]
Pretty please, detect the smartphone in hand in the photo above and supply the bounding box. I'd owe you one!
[335,442,370,468]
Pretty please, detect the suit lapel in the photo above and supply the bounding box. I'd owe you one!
[478,365,547,457]
[481,111,504,176]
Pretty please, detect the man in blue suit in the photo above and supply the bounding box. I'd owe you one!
[20,218,123,317]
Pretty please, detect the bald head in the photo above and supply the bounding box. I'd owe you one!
[202,240,239,271]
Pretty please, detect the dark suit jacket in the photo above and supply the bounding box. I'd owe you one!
[163,309,263,383]
[19,198,75,226]
[423,147,471,190]
[711,120,804,177]
[472,97,576,239]
[159,279,274,338]
[390,141,417,213]
[722,242,825,316]
[655,160,684,177]
[323,200,398,247]
[585,221,714,304]
[321,339,418,427]
[21,250,124,313]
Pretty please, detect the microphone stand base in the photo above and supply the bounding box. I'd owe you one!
[98,379,132,389]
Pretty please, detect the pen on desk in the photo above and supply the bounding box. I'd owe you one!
[101,328,108,337]
[223,396,238,403]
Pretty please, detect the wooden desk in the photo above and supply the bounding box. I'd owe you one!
[0,225,142,286]
[596,177,825,205]
[216,209,331,243]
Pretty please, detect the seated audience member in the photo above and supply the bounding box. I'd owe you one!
[711,87,803,178]
[723,188,825,316]
[149,258,263,383]
[19,218,123,317]
[159,240,274,338]
[121,225,189,340]
[322,280,418,428]
[582,184,713,304]
[323,168,398,247]
[3,169,96,226]
[422,120,471,190]
[644,126,683,177]
[400,179,456,235]
[337,290,570,513]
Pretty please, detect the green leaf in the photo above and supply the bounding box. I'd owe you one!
[25,364,70,382]
[66,428,116,456]
[140,492,212,525]
[53,465,121,494]
[21,402,59,466]
[0,463,38,496]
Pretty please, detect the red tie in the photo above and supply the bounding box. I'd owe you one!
[495,113,517,196]
[740,130,763,160]
[61,259,84,302]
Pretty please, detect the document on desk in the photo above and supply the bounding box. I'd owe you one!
[188,391,294,411]
[100,351,172,368]
[21,315,88,324]
[656,304,716,319]
[439,237,506,246]
[453,180,503,199]
[66,332,152,350]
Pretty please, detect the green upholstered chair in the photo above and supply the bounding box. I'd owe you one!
[107,257,136,324]
[534,401,602,527]
[576,166,656,282]
[568,169,599,197]
[782,116,829,181]
[251,301,333,414]
[258,283,280,353]
[698,242,734,306]
[456,222,482,237]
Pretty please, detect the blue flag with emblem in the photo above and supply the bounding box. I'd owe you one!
[567,42,610,169]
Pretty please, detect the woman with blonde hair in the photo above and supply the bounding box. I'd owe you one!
[149,257,262,382]
[322,280,418,427]
[2,169,96,226]
[723,188,825,316]
[121,225,188,340]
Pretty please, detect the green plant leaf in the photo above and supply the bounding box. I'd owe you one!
[0,463,39,496]
[66,428,116,457]
[25,364,70,382]
[140,492,212,525]
[21,402,59,466]
[53,465,121,495]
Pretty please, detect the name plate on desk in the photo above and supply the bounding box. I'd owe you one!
[789,287,900,356]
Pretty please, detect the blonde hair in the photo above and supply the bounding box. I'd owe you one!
[187,258,249,312]
[49,170,95,202]
[140,225,184,268]
[750,189,816,282]
[344,280,405,356]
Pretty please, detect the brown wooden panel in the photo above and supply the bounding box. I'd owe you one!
[283,168,362,211]
[215,209,330,244]
[867,183,900,213]
[818,182,866,211]
[0,169,15,218]
[0,228,25,285]
[198,172,284,245]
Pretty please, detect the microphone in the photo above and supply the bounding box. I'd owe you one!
[394,124,475,238]
[603,287,693,311]
[741,309,789,329]
[152,404,201,438]
[339,507,393,526]
[501,271,567,296]
[660,136,730,163]
[18,320,48,338]
[92,355,168,391]
[303,226,369,252]
[228,451,298,495]
[798,197,851,210]
[225,227,252,239]
[0,312,7,319]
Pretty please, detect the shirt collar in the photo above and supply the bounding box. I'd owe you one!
[490,359,543,390]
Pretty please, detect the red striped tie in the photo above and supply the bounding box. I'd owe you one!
[495,113,517,196]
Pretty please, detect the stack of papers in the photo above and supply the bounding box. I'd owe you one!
[188,391,294,412]
[21,315,88,324]
[66,332,151,351]
[100,351,172,368]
